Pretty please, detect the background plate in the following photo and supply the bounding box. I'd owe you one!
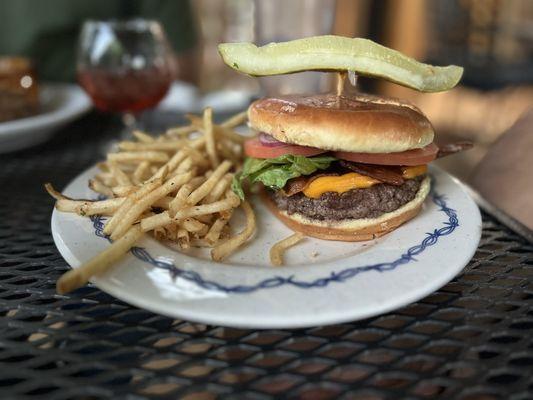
[52,165,481,329]
[0,83,91,153]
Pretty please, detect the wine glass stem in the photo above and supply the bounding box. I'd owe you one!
[121,112,139,140]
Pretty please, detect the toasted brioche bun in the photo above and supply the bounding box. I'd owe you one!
[248,93,434,153]
[261,177,430,242]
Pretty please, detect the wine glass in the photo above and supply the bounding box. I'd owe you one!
[77,19,175,133]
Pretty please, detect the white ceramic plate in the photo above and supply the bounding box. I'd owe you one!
[0,83,92,153]
[52,165,481,329]
[157,81,253,113]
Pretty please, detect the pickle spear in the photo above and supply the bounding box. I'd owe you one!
[218,36,463,92]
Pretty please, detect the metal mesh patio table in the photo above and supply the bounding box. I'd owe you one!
[1,113,532,400]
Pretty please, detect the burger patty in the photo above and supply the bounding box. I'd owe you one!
[269,176,424,221]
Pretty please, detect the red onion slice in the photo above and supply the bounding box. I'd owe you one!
[258,132,287,147]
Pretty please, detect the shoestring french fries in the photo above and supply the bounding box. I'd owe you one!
[270,233,306,266]
[47,108,310,294]
[46,108,258,294]
[56,225,144,295]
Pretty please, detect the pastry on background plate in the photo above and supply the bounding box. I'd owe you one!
[0,57,39,122]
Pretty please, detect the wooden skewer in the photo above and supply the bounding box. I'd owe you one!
[348,70,358,87]
[336,71,347,97]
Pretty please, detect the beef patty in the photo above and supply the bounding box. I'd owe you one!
[269,176,424,221]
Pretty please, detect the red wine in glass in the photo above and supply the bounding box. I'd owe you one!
[78,65,173,113]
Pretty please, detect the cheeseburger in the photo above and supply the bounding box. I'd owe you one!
[221,36,468,241]
[233,93,439,241]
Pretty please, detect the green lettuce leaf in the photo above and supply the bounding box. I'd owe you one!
[231,171,245,200]
[232,155,337,199]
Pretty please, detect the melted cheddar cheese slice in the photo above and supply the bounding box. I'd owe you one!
[302,165,428,199]
[303,173,378,198]
[401,165,428,179]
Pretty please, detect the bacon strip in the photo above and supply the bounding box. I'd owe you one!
[282,141,472,196]
[339,160,404,185]
[436,141,473,159]
[283,176,308,196]
[283,161,405,196]
[283,173,338,196]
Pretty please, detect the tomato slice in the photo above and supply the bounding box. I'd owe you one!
[244,137,327,158]
[334,143,438,166]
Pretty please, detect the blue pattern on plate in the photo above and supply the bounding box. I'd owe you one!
[91,186,458,294]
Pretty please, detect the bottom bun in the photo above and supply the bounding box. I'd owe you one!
[261,177,431,242]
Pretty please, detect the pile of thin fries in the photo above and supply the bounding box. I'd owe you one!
[46,109,257,294]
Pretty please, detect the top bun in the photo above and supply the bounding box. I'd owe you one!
[248,93,434,153]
